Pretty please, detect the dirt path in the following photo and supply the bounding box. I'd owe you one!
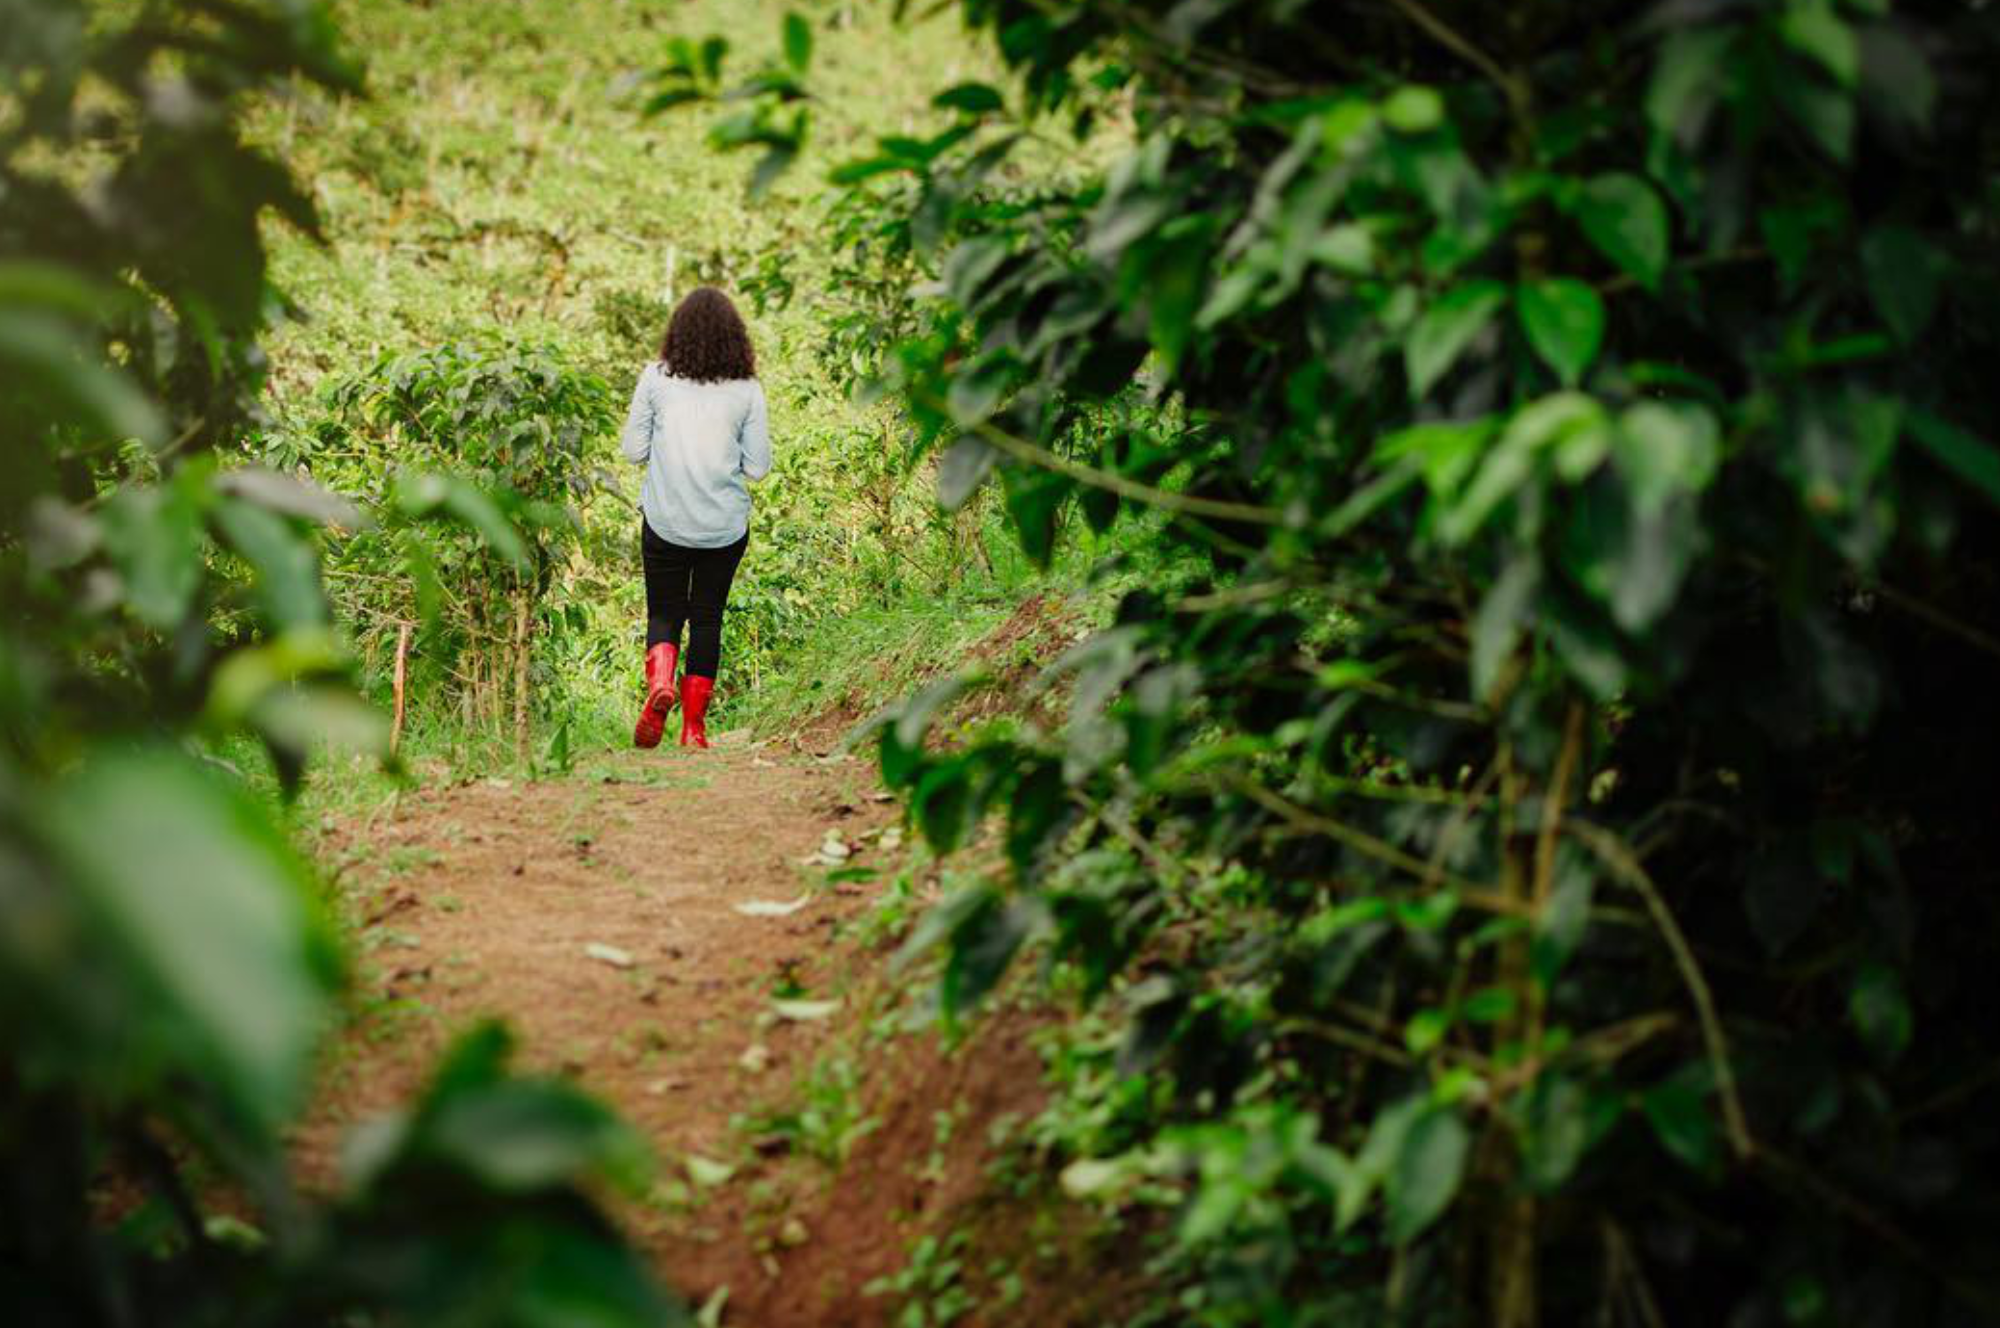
[299,740,988,1324]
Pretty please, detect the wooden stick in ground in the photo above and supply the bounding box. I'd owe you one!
[390,622,412,756]
[513,583,531,769]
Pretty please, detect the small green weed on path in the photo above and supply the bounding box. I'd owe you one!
[298,744,915,1319]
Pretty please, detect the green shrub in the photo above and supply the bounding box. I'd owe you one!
[671,2,2000,1322]
[1,3,683,1322]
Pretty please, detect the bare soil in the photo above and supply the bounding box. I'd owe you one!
[298,739,1096,1327]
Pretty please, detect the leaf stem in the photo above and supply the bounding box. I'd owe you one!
[957,411,1287,526]
[1382,0,1527,117]
[1565,819,1754,1159]
[1230,774,1528,915]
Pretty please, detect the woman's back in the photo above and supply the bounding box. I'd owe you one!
[620,364,771,549]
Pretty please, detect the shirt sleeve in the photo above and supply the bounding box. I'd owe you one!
[619,366,655,464]
[739,381,773,483]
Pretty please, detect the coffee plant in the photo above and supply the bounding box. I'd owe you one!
[308,340,615,755]
[670,2,2000,1323]
[1,3,683,1323]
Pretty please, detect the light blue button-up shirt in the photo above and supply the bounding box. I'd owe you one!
[619,364,772,548]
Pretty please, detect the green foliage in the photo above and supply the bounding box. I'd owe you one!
[671,0,2000,1322]
[865,1229,974,1328]
[224,0,1040,751]
[284,339,615,743]
[735,1050,879,1167]
[2,3,682,1323]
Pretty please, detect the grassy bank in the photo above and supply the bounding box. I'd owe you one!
[250,0,1040,761]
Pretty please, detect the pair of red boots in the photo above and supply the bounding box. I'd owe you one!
[632,642,714,749]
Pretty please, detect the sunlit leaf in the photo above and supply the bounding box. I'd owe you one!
[1386,1107,1469,1243]
[215,467,363,527]
[39,748,340,1133]
[213,497,329,631]
[936,436,997,510]
[782,11,812,72]
[1574,173,1668,289]
[0,309,166,447]
[1404,280,1506,398]
[1517,278,1604,387]
[1780,4,1859,87]
[1615,401,1721,514]
[99,483,206,630]
[1381,85,1444,134]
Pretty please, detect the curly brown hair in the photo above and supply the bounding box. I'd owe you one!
[658,286,756,382]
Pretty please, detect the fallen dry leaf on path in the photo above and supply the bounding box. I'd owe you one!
[771,998,839,1022]
[733,895,812,917]
[584,941,635,969]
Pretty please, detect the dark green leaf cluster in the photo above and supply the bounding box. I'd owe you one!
[280,339,618,731]
[3,5,682,1324]
[674,0,2000,1321]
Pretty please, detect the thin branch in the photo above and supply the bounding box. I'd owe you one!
[121,1121,207,1248]
[1601,1220,1670,1328]
[1352,678,1489,724]
[1757,1146,2000,1315]
[950,409,1286,527]
[1568,1010,1680,1065]
[1280,651,1492,723]
[1422,755,1500,893]
[1736,552,2000,665]
[1533,701,1587,910]
[1314,773,1474,807]
[1896,1057,2000,1125]
[1173,580,1289,612]
[1063,0,1322,98]
[80,416,209,511]
[1275,1015,1414,1068]
[1491,1010,1681,1099]
[1868,576,2000,663]
[1380,0,1525,115]
[1159,510,1270,562]
[1230,774,1528,915]
[1566,818,1753,1159]
[1599,245,1767,297]
[1095,798,1187,888]
[151,414,210,466]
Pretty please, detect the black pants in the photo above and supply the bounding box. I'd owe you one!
[641,521,747,679]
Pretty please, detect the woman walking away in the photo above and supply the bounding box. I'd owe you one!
[621,286,771,749]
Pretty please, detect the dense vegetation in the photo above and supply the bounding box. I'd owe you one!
[669,1,2000,1323]
[8,0,2000,1326]
[238,0,1047,752]
[1,3,684,1323]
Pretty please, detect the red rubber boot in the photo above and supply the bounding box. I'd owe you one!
[632,643,679,749]
[679,674,714,749]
